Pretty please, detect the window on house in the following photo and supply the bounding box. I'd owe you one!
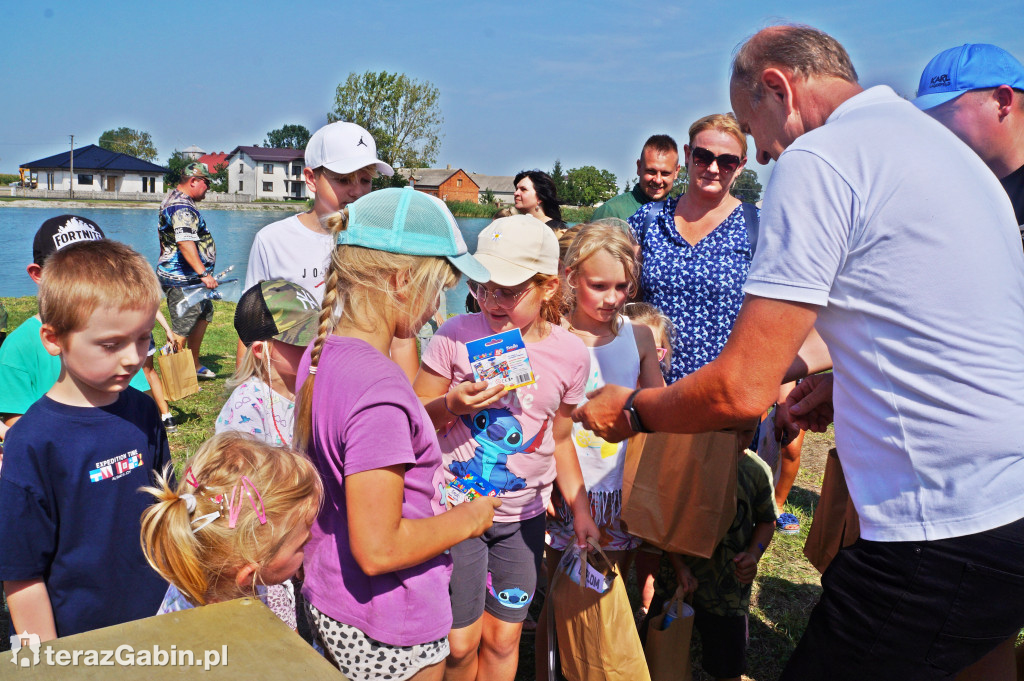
[263,182,273,192]
[77,174,93,185]
[263,163,273,174]
[456,178,463,187]
[292,164,302,177]
[239,180,244,191]
[47,173,54,190]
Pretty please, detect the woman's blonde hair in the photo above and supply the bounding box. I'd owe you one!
[623,301,675,366]
[561,223,640,335]
[293,208,459,451]
[140,432,323,606]
[688,113,748,159]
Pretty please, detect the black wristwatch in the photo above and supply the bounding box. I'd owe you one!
[623,389,653,434]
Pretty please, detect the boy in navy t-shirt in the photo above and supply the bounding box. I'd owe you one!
[0,239,170,640]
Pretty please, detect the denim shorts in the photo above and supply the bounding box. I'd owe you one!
[781,515,1024,681]
[449,514,545,627]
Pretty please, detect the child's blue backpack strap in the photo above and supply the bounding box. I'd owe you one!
[740,201,760,255]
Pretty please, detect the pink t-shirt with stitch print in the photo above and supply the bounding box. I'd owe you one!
[421,313,589,522]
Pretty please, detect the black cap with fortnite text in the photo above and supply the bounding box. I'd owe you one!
[33,215,105,267]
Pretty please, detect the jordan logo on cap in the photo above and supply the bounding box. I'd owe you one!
[357,136,368,147]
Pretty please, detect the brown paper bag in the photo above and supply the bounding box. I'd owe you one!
[156,345,199,401]
[551,540,651,681]
[803,448,860,573]
[622,431,740,558]
[644,588,694,681]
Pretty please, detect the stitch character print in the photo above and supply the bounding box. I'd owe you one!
[450,408,548,493]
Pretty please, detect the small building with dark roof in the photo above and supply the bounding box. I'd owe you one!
[21,144,169,194]
[226,146,306,200]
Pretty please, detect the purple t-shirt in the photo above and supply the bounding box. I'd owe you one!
[297,335,452,646]
[421,314,589,522]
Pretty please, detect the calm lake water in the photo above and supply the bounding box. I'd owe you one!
[0,206,492,313]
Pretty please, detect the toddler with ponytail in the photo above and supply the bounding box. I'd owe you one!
[140,431,322,628]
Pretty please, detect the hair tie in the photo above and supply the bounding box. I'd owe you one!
[308,366,317,375]
[180,493,197,514]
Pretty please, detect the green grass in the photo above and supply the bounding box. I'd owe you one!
[444,200,596,223]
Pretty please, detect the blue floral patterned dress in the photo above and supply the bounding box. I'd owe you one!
[628,199,756,384]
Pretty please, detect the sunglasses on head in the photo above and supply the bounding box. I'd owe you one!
[690,146,742,173]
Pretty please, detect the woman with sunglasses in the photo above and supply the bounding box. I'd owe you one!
[627,112,754,385]
[626,114,802,635]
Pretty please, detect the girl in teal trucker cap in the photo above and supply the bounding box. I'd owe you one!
[293,188,499,681]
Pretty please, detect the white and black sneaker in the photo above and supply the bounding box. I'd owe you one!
[161,413,178,434]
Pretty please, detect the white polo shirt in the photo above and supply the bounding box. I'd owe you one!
[745,86,1024,542]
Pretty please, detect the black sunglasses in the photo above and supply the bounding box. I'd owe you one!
[690,146,743,173]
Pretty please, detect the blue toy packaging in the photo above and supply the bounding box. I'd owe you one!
[444,472,501,508]
[465,328,536,390]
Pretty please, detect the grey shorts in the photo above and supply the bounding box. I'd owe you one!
[449,514,545,628]
[164,286,214,336]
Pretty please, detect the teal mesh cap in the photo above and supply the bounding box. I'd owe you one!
[338,187,490,282]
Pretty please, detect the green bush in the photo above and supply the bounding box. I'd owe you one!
[445,200,498,218]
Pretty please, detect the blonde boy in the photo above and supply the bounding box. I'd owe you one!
[0,240,171,640]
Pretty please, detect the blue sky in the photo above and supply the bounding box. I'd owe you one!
[2,0,1023,190]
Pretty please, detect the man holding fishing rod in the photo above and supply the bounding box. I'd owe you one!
[156,162,219,379]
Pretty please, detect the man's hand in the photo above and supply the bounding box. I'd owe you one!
[733,551,760,584]
[784,373,834,432]
[571,384,635,442]
[200,274,218,290]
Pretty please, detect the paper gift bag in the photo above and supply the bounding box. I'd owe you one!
[803,448,860,573]
[551,540,651,681]
[622,431,740,558]
[157,344,199,401]
[644,588,694,681]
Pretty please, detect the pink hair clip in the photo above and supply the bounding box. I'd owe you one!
[226,476,268,529]
[185,467,200,489]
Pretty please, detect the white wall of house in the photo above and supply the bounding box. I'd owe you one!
[228,152,257,197]
[227,152,305,200]
[33,169,163,194]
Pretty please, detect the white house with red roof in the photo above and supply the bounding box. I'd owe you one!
[225,146,305,200]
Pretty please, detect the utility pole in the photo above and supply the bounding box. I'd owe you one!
[69,134,74,199]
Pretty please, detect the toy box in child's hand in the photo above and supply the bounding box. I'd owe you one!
[466,328,535,390]
[444,472,500,508]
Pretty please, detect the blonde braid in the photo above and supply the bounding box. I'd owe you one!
[293,210,348,452]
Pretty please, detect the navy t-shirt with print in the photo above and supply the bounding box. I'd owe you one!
[629,199,755,384]
[0,389,171,637]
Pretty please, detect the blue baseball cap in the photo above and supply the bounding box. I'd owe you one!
[338,187,490,282]
[915,43,1024,110]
